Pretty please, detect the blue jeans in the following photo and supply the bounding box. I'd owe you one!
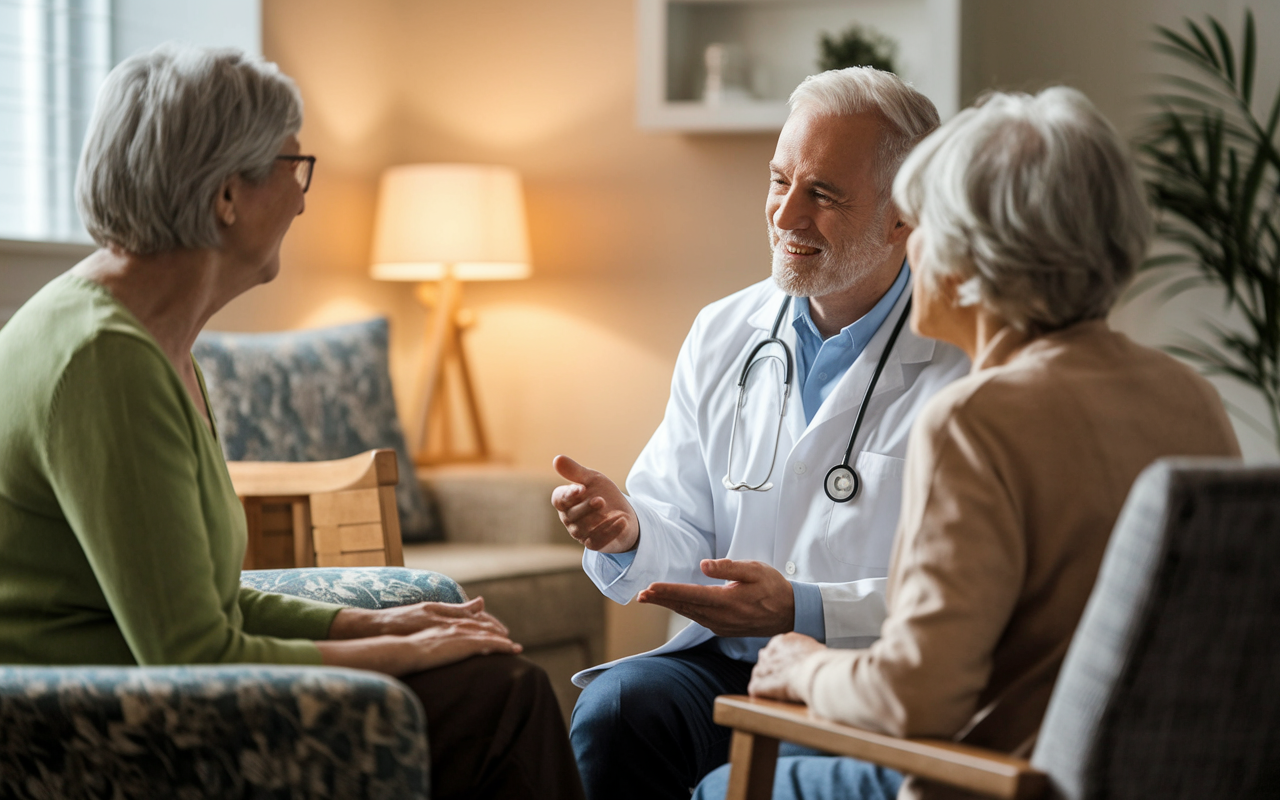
[694,756,903,800]
[572,642,830,800]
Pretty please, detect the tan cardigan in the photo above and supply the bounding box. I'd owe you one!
[790,320,1240,800]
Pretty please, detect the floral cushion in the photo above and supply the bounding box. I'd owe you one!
[0,665,429,799]
[241,567,466,607]
[193,318,442,541]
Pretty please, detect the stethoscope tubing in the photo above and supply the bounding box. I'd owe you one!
[723,290,913,503]
[840,296,913,469]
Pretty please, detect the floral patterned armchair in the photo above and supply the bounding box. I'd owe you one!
[0,567,463,799]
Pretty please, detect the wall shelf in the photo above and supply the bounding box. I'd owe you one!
[637,0,961,133]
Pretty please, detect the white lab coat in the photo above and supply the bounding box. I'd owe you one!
[573,278,970,687]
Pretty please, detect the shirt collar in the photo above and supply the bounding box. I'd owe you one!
[792,259,911,349]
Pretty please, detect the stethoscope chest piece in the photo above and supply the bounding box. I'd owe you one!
[824,463,860,503]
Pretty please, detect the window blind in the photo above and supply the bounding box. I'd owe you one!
[0,0,260,245]
[0,0,110,243]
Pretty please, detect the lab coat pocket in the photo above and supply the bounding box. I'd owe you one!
[822,451,905,568]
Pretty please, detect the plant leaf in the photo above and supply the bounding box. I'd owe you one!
[1241,10,1256,106]
[1209,16,1236,84]
[1187,19,1222,70]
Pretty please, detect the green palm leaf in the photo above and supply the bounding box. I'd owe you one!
[1138,9,1280,451]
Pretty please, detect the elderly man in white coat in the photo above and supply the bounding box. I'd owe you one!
[552,67,969,800]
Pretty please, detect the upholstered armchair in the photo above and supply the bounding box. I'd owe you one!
[0,449,466,799]
[716,458,1279,799]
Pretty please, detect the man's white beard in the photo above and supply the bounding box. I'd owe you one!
[769,211,894,299]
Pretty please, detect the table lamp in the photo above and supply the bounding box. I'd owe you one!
[370,163,532,465]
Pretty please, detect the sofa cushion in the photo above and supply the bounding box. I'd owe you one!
[193,318,442,541]
[418,465,565,546]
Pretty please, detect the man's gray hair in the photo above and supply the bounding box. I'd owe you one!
[892,87,1150,332]
[788,67,940,197]
[76,44,303,255]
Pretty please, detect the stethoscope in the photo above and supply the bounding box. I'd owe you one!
[722,292,913,503]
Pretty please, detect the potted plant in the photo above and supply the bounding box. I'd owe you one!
[1136,10,1280,451]
[817,24,898,74]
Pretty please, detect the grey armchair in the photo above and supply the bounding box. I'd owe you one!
[715,458,1280,799]
[0,567,463,799]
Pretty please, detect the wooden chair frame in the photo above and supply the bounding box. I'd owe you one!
[227,449,405,570]
[714,696,1047,800]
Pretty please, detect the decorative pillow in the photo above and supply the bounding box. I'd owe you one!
[193,317,442,542]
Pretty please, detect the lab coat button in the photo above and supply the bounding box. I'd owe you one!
[785,561,797,575]
[794,461,806,475]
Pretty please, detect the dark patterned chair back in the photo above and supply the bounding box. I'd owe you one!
[1032,458,1280,798]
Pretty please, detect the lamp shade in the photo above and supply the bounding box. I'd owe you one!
[370,163,532,281]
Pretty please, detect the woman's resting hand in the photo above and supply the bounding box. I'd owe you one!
[316,596,522,676]
[327,596,509,640]
[748,632,827,703]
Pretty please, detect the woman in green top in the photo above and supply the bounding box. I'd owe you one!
[0,44,583,799]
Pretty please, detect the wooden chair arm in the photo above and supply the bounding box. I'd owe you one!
[228,450,404,570]
[714,696,1046,800]
[226,449,399,498]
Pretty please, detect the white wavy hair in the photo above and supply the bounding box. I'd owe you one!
[788,67,940,198]
[892,87,1151,331]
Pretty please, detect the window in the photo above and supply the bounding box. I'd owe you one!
[0,0,260,244]
[0,0,110,243]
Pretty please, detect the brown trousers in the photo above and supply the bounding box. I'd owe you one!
[401,654,586,800]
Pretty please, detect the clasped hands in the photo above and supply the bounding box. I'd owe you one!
[552,453,828,700]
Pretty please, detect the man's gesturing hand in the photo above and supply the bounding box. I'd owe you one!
[552,455,640,554]
[637,559,795,637]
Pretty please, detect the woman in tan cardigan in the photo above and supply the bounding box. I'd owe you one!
[694,87,1240,800]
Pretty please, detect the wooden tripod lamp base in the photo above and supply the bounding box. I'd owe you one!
[367,163,533,467]
[412,278,490,466]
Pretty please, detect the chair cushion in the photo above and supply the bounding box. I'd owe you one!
[193,318,442,541]
[242,566,464,607]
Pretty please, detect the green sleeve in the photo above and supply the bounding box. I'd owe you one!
[44,332,324,665]
[238,585,343,640]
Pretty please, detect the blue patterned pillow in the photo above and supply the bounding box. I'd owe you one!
[193,318,442,541]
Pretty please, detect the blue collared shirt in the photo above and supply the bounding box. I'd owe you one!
[605,261,911,663]
[793,262,911,425]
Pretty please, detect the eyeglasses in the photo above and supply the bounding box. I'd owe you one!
[276,154,316,193]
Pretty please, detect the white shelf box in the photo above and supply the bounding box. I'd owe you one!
[637,0,961,133]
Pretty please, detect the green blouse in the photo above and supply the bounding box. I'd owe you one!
[0,273,341,666]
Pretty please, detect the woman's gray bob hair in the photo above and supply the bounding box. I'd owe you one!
[75,44,303,255]
[892,87,1151,331]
